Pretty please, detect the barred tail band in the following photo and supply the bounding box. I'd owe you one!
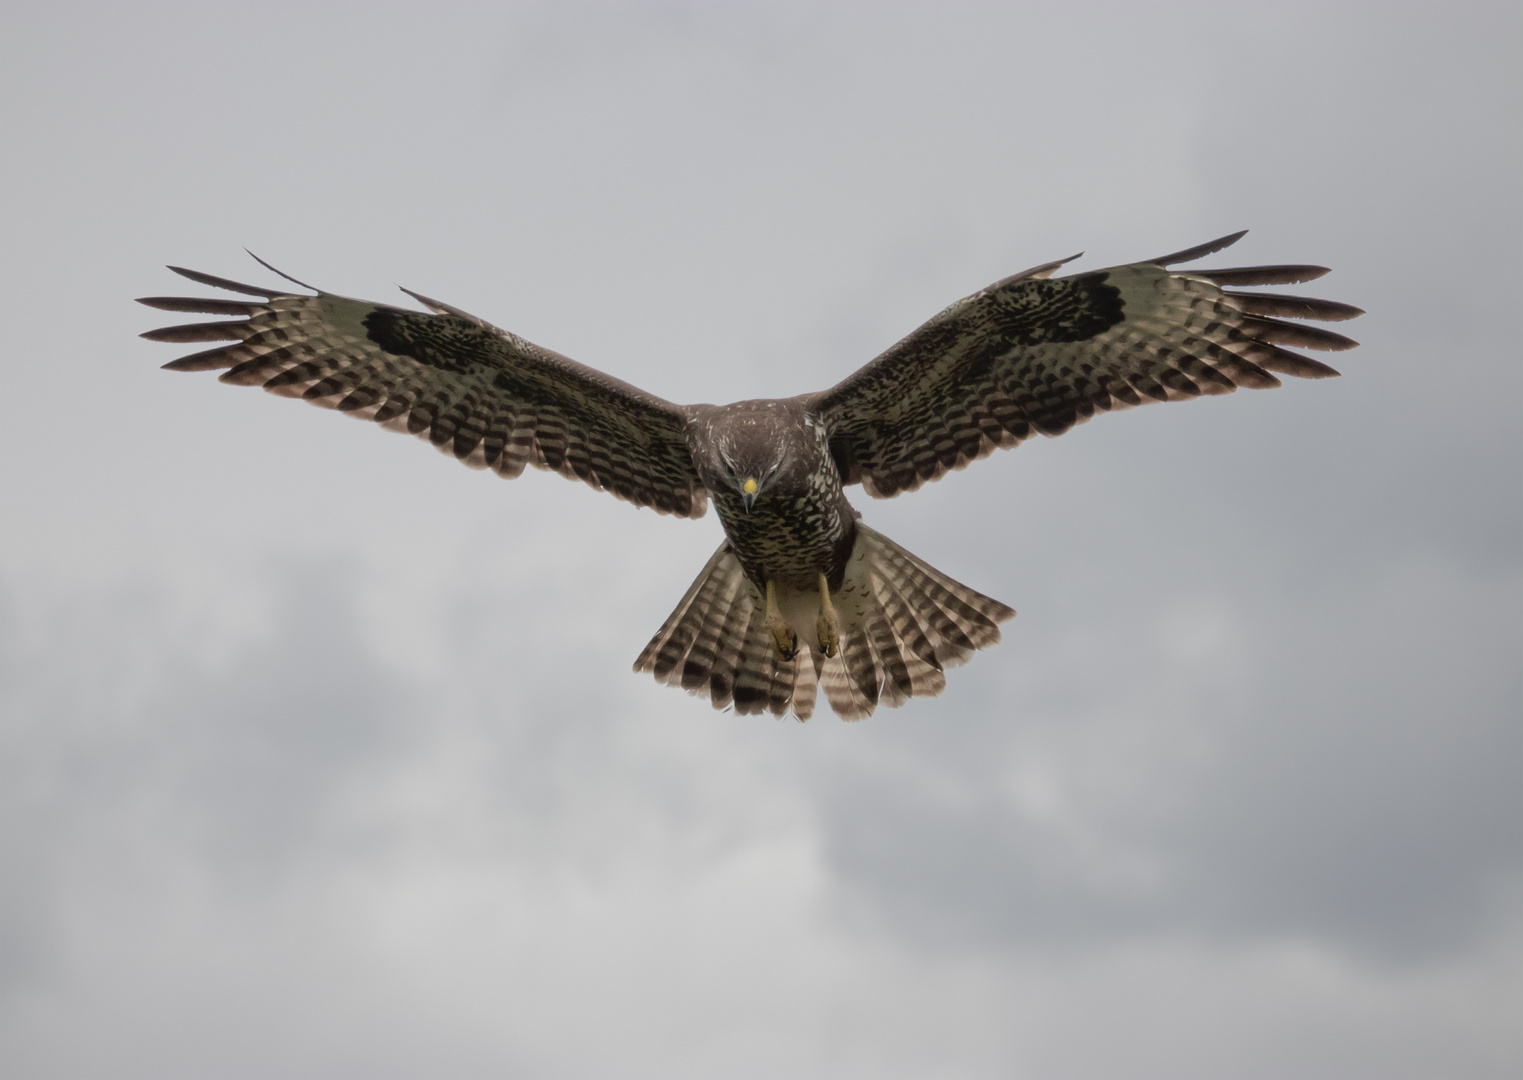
[634,524,1015,721]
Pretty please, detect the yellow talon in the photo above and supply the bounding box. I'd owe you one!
[817,572,841,658]
[765,580,798,661]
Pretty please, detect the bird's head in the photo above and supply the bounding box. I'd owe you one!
[695,403,799,513]
[715,438,787,513]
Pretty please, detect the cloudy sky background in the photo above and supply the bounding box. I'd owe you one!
[2,2,1519,1076]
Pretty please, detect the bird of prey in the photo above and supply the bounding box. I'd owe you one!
[139,231,1361,721]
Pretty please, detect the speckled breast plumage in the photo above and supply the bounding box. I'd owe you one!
[711,456,857,590]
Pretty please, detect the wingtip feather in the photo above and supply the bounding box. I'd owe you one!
[140,321,246,343]
[166,265,281,298]
[243,250,317,291]
[137,295,263,316]
[1224,291,1365,323]
[1197,264,1332,286]
[1153,230,1248,266]
[160,345,240,372]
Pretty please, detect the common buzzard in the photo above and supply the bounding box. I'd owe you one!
[139,231,1361,720]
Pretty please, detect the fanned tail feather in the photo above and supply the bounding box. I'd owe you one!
[633,544,819,720]
[634,525,1014,721]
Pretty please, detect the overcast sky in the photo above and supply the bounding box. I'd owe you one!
[2,2,1519,1077]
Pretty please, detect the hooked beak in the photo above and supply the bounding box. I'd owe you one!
[741,477,758,513]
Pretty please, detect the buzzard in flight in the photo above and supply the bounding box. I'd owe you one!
[139,232,1361,720]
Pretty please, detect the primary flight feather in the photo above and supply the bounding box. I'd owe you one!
[140,231,1362,720]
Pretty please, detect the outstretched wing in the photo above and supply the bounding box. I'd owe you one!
[809,231,1363,499]
[139,265,708,518]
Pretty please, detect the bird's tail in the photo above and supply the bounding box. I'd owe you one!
[633,524,1015,721]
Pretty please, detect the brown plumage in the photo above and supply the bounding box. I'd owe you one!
[139,232,1362,721]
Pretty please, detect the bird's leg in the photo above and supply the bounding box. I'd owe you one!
[765,580,798,662]
[816,572,841,659]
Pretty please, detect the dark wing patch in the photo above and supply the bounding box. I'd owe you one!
[982,272,1125,348]
[810,232,1362,499]
[139,268,708,518]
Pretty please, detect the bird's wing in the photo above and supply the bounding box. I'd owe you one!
[139,265,708,518]
[808,232,1363,499]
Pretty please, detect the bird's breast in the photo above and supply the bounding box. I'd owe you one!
[715,486,853,589]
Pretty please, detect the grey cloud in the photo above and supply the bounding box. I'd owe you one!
[814,556,1521,963]
[0,565,418,1008]
[142,563,422,873]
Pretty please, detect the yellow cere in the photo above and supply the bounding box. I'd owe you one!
[742,477,758,494]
